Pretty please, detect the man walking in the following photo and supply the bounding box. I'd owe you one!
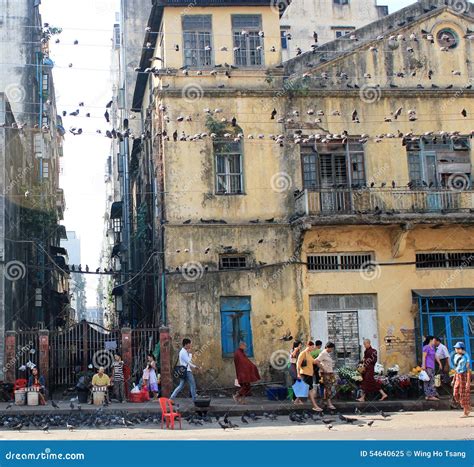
[170,338,198,402]
[111,354,125,403]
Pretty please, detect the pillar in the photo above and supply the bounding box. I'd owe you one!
[121,327,132,399]
[38,330,49,387]
[159,326,172,397]
[4,331,16,384]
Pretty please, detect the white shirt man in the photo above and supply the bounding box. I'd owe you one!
[435,341,450,360]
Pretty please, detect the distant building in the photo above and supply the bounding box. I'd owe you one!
[280,0,388,60]
[61,232,87,321]
[86,307,104,327]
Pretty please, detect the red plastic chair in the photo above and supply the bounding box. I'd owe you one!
[159,397,182,429]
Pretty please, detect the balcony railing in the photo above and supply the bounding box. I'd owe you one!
[295,188,474,217]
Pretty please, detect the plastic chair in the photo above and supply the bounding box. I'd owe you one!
[159,397,182,429]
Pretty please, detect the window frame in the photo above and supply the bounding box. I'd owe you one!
[219,255,248,270]
[214,141,244,195]
[307,252,375,272]
[301,140,366,190]
[231,14,264,67]
[416,252,474,269]
[182,15,213,68]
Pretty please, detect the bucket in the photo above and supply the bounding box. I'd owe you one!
[93,390,106,405]
[27,391,39,406]
[77,390,88,404]
[14,389,26,405]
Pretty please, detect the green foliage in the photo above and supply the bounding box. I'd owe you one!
[205,115,228,136]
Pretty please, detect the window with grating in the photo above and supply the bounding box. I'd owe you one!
[416,252,474,269]
[307,253,374,271]
[220,255,248,270]
[310,294,376,311]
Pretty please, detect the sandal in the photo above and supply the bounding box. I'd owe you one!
[312,407,323,412]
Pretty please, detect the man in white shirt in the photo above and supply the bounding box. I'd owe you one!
[170,338,198,402]
[434,337,450,383]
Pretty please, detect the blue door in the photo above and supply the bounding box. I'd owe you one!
[428,314,474,364]
[220,297,253,357]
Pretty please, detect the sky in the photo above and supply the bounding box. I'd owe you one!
[39,0,413,305]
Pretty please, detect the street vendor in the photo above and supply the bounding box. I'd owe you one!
[28,367,47,405]
[92,366,111,402]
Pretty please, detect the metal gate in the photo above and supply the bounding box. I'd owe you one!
[130,328,161,382]
[49,321,121,387]
[13,331,40,380]
[327,311,360,367]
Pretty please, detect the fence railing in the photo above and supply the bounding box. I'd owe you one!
[295,188,474,216]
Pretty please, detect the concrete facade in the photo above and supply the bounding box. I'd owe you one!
[280,0,388,61]
[132,0,474,388]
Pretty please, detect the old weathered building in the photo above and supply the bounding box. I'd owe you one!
[0,0,69,377]
[280,0,388,61]
[133,0,474,389]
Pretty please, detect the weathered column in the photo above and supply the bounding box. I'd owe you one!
[4,331,16,384]
[121,327,132,399]
[38,330,49,387]
[159,326,172,397]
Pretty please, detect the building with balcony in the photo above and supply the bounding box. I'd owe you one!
[132,0,474,386]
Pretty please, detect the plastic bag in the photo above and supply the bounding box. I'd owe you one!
[292,379,309,398]
[374,363,384,375]
[418,370,430,382]
[434,374,441,387]
[130,386,141,394]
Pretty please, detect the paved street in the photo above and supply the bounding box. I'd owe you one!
[0,411,471,441]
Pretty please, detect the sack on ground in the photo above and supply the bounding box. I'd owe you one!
[418,370,430,382]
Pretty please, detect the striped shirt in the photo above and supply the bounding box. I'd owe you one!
[112,361,124,381]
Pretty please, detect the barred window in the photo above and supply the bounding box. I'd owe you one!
[416,252,474,269]
[182,15,213,68]
[215,142,243,194]
[232,15,263,67]
[307,253,374,271]
[219,255,248,270]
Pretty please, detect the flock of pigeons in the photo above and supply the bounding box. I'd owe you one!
[0,401,392,433]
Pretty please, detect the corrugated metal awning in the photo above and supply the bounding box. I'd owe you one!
[412,288,474,298]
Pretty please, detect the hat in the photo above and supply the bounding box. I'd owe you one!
[454,342,465,350]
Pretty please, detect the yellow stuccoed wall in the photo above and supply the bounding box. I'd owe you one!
[145,6,474,385]
[161,6,282,69]
[302,225,474,372]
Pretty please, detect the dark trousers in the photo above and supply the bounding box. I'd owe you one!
[237,383,251,397]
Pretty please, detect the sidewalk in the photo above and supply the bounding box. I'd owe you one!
[0,395,469,416]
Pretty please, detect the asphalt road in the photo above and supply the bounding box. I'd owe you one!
[0,410,472,440]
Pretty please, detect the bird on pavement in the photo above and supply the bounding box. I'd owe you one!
[6,403,12,410]
[66,422,75,432]
[367,420,374,427]
[12,423,23,431]
[42,424,49,433]
[380,411,390,418]
[69,402,74,410]
[218,421,229,430]
[241,414,249,424]
[51,400,59,409]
